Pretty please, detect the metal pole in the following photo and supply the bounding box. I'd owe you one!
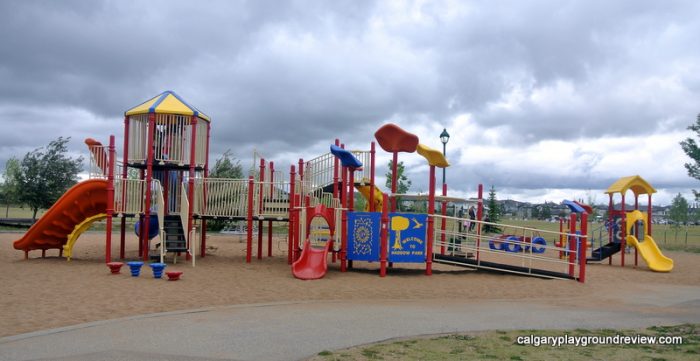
[442,142,446,187]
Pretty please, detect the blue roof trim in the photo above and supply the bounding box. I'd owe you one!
[148,91,170,113]
[169,90,207,119]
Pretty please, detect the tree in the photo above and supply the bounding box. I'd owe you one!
[669,193,689,228]
[585,191,599,220]
[531,205,540,219]
[541,205,552,220]
[385,160,411,194]
[208,150,244,231]
[1,157,21,217]
[209,150,243,179]
[483,185,502,233]
[680,113,700,199]
[15,137,83,220]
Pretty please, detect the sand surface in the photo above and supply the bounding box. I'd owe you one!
[2,231,699,338]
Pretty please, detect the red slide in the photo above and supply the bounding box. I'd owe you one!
[13,179,108,256]
[292,240,331,280]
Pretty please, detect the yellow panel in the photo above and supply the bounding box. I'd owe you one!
[605,175,656,195]
[416,143,449,168]
[125,94,160,116]
[154,93,195,116]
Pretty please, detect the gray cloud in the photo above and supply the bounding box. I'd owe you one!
[1,0,699,204]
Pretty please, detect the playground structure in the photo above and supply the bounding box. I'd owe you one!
[14,90,668,283]
[585,175,673,272]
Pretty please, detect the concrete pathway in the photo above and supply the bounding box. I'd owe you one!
[1,285,699,361]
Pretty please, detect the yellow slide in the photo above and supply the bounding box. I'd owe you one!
[626,235,673,272]
[626,210,673,272]
[355,184,384,212]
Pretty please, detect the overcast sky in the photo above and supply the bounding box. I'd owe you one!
[1,0,699,206]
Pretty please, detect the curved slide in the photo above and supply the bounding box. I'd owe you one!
[13,179,108,257]
[292,240,331,280]
[625,210,673,272]
[626,235,673,272]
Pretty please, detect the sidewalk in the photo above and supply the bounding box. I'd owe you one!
[1,286,699,361]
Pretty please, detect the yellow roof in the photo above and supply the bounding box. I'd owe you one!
[416,143,449,168]
[605,175,656,195]
[125,90,210,122]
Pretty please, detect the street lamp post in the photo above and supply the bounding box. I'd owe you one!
[440,128,450,187]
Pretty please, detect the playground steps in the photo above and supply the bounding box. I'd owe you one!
[588,242,621,262]
[163,215,187,252]
[433,254,575,280]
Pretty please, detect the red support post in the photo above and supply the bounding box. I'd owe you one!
[257,220,263,260]
[333,139,340,200]
[246,176,254,263]
[163,169,169,214]
[288,165,296,264]
[608,193,613,266]
[568,213,577,278]
[256,159,265,260]
[579,213,588,283]
[634,194,639,267]
[258,159,265,213]
[142,113,156,261]
[426,165,436,276]
[369,142,376,212]
[647,194,653,235]
[620,193,626,267]
[105,135,115,263]
[186,116,198,261]
[298,159,304,207]
[380,193,388,277]
[120,116,129,259]
[340,163,348,272]
[476,184,483,263]
[390,152,398,212]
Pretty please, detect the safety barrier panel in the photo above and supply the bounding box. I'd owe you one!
[113,178,147,215]
[193,178,252,218]
[431,214,586,281]
[127,114,208,167]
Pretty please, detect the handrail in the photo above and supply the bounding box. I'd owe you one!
[180,182,190,260]
[153,180,166,263]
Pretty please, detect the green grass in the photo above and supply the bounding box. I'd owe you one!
[310,324,700,361]
[502,218,700,252]
[0,206,46,219]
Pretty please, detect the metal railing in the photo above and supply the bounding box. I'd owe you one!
[304,152,336,191]
[155,181,166,263]
[257,179,292,219]
[180,182,192,264]
[114,178,147,215]
[127,114,208,167]
[431,215,585,281]
[193,178,251,218]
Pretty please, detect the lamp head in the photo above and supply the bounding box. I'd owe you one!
[440,128,450,145]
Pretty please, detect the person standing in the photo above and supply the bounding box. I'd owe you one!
[468,206,476,232]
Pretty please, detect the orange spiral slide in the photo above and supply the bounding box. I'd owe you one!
[13,179,108,258]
